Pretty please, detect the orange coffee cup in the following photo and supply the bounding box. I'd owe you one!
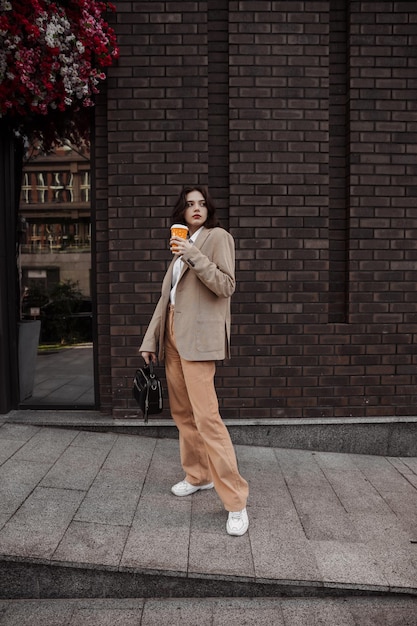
[170,223,189,250]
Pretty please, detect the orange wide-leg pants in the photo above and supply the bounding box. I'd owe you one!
[164,307,249,512]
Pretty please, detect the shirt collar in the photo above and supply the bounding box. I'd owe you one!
[189,226,204,244]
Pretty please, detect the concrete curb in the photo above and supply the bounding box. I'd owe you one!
[4,411,417,456]
[1,557,416,600]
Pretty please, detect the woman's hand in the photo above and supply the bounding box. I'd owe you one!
[170,236,193,257]
[141,351,157,365]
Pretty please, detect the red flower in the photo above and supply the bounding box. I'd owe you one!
[0,0,119,150]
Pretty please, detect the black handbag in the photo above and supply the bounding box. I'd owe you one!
[132,362,163,422]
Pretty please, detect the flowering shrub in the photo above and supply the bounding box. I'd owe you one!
[0,0,118,149]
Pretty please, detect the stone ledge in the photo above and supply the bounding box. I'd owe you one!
[1,557,414,601]
[3,411,417,456]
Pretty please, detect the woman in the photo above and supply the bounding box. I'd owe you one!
[140,185,249,536]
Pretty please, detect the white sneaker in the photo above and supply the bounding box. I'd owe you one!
[226,508,249,536]
[171,479,214,497]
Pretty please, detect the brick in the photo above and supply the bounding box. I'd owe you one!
[90,0,417,419]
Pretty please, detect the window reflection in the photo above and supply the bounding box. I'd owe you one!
[20,145,91,256]
[20,144,91,297]
[19,142,94,407]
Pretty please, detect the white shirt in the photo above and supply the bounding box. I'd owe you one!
[170,226,203,304]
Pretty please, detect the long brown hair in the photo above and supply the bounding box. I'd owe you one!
[171,185,221,229]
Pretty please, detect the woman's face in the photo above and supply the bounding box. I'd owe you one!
[183,190,208,235]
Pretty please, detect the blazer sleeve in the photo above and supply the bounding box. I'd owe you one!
[181,228,235,298]
[138,295,164,353]
[139,264,172,355]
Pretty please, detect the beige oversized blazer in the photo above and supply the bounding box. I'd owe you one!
[139,226,235,362]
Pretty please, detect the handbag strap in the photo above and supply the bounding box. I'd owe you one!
[144,362,155,423]
[148,361,159,392]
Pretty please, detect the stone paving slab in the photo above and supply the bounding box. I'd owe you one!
[0,487,85,560]
[0,597,417,626]
[0,424,417,599]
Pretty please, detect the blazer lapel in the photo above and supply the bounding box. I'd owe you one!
[179,262,188,281]
[178,227,210,280]
[193,227,210,250]
[161,257,176,299]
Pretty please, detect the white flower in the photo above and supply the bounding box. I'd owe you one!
[0,49,6,71]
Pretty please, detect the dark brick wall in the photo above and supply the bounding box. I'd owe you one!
[228,1,329,419]
[95,1,417,419]
[347,1,417,417]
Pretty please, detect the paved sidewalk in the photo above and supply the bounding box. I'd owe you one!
[0,422,416,622]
